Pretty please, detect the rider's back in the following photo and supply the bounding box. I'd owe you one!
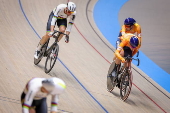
[121,23,141,34]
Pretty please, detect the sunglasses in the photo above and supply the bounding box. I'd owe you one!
[130,43,137,48]
[125,25,131,28]
[66,9,74,14]
[131,45,136,48]
[68,11,74,14]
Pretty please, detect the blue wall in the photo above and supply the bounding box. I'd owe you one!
[93,0,170,93]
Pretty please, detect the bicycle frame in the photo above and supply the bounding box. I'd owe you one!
[118,56,139,101]
[34,30,68,70]
[44,30,68,73]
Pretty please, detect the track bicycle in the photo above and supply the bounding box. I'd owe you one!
[107,56,140,101]
[34,30,68,73]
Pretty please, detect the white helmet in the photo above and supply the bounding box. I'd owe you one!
[67,2,76,12]
[42,77,66,95]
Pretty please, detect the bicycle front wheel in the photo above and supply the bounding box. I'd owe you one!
[120,72,132,101]
[44,44,59,73]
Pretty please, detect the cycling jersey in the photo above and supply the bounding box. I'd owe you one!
[51,4,76,32]
[120,23,141,39]
[115,33,140,61]
[22,78,61,113]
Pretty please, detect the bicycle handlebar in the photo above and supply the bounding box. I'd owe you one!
[53,30,69,37]
[124,56,140,66]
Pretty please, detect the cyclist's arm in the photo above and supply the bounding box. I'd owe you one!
[136,24,142,47]
[115,40,127,61]
[138,38,142,48]
[136,27,142,47]
[120,33,131,41]
[50,94,59,113]
[136,24,141,38]
[66,12,76,33]
[22,88,37,113]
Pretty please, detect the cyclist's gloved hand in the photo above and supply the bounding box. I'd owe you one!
[48,31,54,37]
[121,58,125,63]
[65,35,69,43]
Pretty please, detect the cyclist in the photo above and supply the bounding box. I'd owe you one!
[21,77,66,113]
[34,2,76,59]
[116,17,141,48]
[112,33,140,88]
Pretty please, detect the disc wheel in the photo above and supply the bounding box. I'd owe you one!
[107,61,116,92]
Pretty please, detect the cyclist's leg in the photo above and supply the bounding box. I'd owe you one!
[123,46,132,67]
[118,46,132,88]
[57,19,67,41]
[115,50,123,65]
[37,11,55,50]
[115,49,124,88]
[110,56,122,78]
[36,98,48,113]
[39,12,54,48]
[39,32,50,46]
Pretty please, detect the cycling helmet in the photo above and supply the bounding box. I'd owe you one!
[130,36,139,48]
[124,17,136,25]
[42,77,66,95]
[67,2,76,12]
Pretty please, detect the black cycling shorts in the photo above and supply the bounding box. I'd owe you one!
[21,92,47,113]
[123,46,132,57]
[46,11,67,32]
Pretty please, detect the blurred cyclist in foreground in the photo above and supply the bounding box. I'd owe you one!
[21,77,66,113]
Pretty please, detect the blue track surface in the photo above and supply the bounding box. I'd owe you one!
[94,0,170,93]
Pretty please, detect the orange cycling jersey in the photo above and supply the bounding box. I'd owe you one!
[115,34,141,61]
[120,23,141,40]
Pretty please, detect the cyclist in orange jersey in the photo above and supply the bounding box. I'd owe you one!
[112,33,140,88]
[116,17,141,49]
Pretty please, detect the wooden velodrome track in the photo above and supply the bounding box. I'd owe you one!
[0,0,169,113]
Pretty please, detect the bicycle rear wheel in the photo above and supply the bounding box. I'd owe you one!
[44,44,59,73]
[120,72,132,101]
[107,61,116,92]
